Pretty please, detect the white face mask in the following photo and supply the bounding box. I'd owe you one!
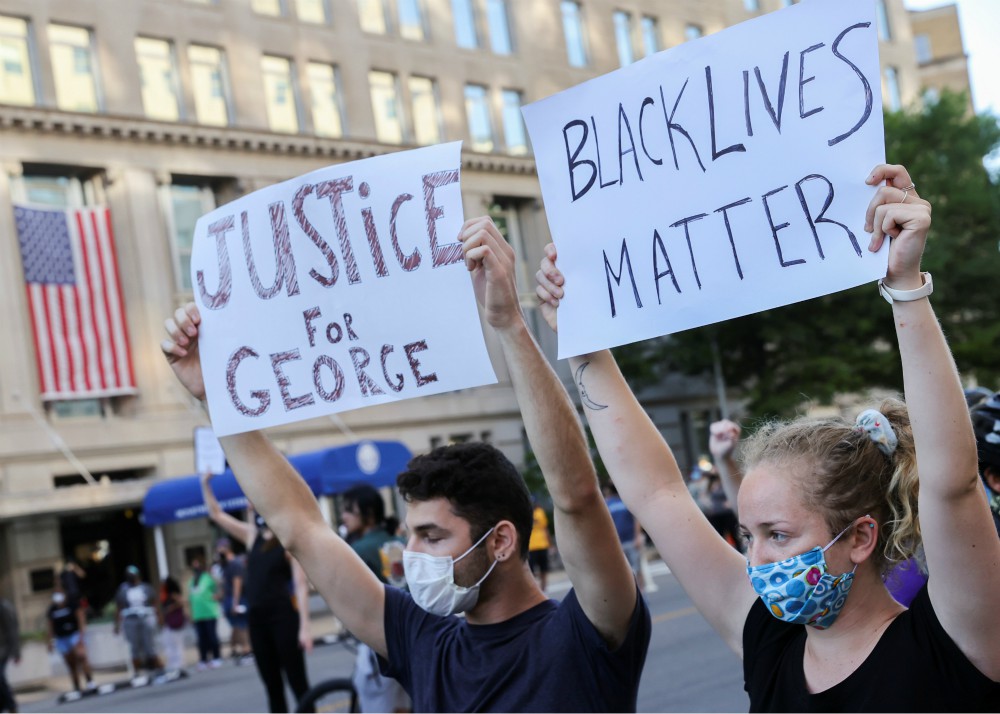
[403,526,498,616]
[52,593,66,605]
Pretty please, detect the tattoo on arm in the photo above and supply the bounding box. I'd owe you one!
[575,362,608,411]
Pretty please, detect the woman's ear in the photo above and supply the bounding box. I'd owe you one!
[850,516,879,564]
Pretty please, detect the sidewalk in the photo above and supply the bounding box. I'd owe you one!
[13,600,348,708]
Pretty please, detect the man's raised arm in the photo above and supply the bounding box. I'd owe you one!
[161,303,389,656]
[458,218,638,648]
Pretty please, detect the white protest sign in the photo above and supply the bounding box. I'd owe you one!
[190,142,497,436]
[522,0,886,358]
[194,426,226,475]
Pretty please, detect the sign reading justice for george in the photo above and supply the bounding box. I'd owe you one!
[522,0,887,358]
[190,142,497,437]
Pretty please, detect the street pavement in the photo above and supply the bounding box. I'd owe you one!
[19,559,748,713]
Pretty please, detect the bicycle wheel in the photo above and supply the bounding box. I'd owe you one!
[296,677,359,713]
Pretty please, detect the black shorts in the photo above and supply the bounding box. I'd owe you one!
[528,549,550,574]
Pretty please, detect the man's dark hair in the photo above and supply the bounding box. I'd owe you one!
[343,484,386,528]
[397,442,533,558]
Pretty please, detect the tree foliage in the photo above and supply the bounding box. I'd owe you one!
[620,92,1000,418]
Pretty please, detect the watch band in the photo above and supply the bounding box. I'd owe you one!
[878,272,933,304]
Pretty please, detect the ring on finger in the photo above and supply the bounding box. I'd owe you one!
[898,182,916,203]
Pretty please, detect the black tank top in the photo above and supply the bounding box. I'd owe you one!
[244,533,294,613]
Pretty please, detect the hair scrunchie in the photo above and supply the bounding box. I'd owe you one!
[855,409,898,457]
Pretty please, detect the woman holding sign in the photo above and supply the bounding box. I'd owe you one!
[535,164,1000,710]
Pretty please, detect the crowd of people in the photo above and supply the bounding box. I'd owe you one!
[2,161,997,713]
[156,162,997,711]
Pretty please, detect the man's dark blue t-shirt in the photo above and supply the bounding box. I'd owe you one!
[379,584,651,712]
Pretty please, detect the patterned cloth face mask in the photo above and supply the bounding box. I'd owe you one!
[746,517,868,630]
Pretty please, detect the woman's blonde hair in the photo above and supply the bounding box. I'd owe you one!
[739,398,920,574]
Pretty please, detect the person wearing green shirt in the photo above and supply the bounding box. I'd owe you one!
[188,556,222,670]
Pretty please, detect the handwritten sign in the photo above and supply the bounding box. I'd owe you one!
[522,0,886,358]
[190,142,497,436]
[194,426,226,475]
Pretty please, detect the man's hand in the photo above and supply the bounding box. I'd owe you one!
[161,302,206,401]
[458,217,522,331]
[534,243,563,333]
[708,420,741,461]
[200,470,214,485]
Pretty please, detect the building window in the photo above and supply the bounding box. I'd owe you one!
[135,37,181,121]
[489,200,530,291]
[358,0,388,34]
[744,0,760,11]
[452,0,479,49]
[684,24,703,42]
[297,0,328,23]
[561,1,587,68]
[369,70,404,144]
[48,24,100,113]
[408,76,441,145]
[875,0,891,41]
[0,15,36,106]
[501,89,527,156]
[308,61,344,138]
[465,84,494,152]
[640,16,659,57]
[613,11,634,67]
[487,0,512,55]
[914,33,932,64]
[188,44,230,126]
[252,0,286,16]
[884,66,901,111]
[397,0,426,40]
[261,54,300,133]
[165,182,216,293]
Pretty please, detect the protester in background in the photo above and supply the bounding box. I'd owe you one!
[188,556,222,671]
[164,215,651,711]
[113,565,163,681]
[59,560,87,614]
[535,164,1000,708]
[602,482,646,592]
[46,584,94,693]
[528,497,552,592]
[0,596,19,713]
[201,474,312,712]
[159,576,187,674]
[341,484,410,714]
[215,538,251,663]
[970,391,1000,537]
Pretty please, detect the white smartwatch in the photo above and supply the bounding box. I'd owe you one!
[878,272,933,304]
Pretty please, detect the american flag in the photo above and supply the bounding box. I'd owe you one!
[14,204,136,400]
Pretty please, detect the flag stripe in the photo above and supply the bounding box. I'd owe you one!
[15,204,136,400]
[104,209,135,387]
[90,210,122,388]
[56,287,77,393]
[70,274,92,393]
[24,286,52,396]
[76,210,108,392]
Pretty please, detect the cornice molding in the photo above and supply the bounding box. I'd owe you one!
[0,105,538,176]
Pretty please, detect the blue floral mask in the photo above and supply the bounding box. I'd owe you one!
[746,518,865,630]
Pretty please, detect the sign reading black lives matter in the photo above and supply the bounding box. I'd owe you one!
[522,0,886,358]
[190,142,497,436]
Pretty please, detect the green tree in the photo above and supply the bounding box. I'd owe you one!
[623,92,1000,418]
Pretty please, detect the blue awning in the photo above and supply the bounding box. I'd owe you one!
[141,440,412,527]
